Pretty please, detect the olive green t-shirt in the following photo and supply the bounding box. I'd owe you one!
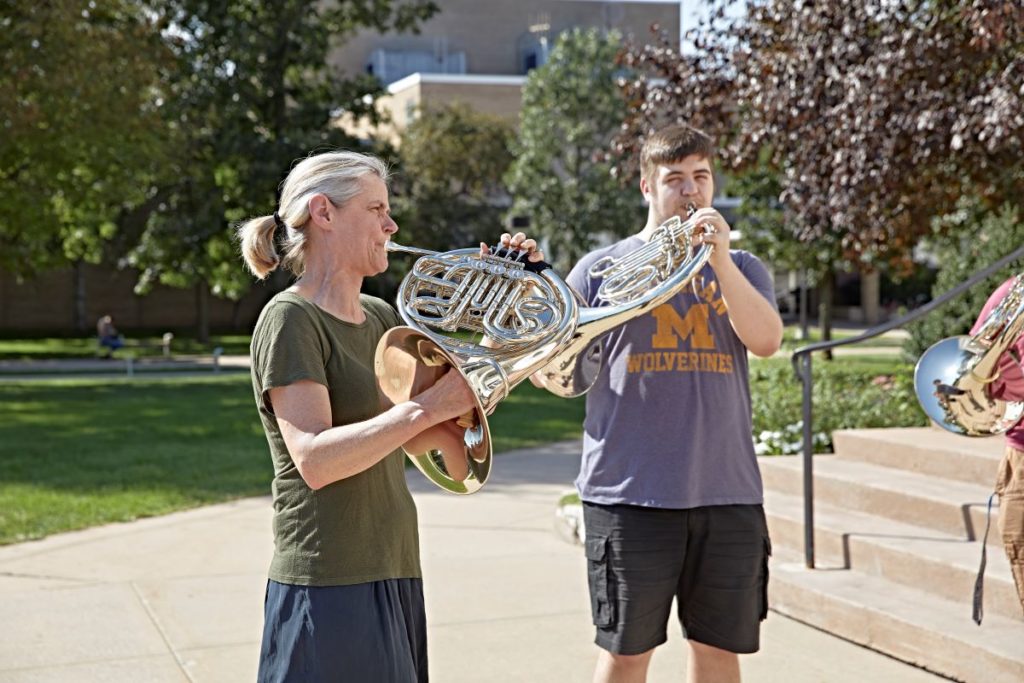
[250,290,421,586]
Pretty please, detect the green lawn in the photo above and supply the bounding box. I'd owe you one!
[0,375,584,545]
[755,354,914,375]
[781,324,908,349]
[0,330,916,545]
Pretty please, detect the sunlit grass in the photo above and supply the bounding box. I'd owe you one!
[0,337,916,543]
[0,375,584,544]
[0,375,269,543]
[781,324,908,349]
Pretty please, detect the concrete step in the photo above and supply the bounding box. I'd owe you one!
[759,455,998,544]
[765,489,1021,622]
[832,427,1004,487]
[770,548,1024,683]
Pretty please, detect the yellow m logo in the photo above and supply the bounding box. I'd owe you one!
[651,304,715,349]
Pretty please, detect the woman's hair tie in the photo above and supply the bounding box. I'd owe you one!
[272,211,286,231]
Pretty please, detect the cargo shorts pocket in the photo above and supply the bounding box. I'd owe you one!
[585,536,615,627]
[759,536,772,621]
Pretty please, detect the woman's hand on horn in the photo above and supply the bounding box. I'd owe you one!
[413,367,477,425]
[479,231,546,263]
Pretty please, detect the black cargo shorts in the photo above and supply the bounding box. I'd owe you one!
[582,502,771,655]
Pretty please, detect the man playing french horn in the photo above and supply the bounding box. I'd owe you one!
[971,277,1024,616]
[562,124,783,683]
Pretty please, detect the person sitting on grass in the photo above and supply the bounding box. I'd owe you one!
[96,315,124,359]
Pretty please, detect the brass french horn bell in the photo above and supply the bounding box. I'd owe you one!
[375,242,578,494]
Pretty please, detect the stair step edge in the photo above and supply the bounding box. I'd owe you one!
[770,552,1024,663]
[760,455,995,503]
[764,489,1014,581]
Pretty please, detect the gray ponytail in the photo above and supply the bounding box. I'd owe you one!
[237,215,281,280]
[237,150,390,280]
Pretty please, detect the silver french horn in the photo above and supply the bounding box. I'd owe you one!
[534,203,716,397]
[914,273,1024,436]
[375,241,578,494]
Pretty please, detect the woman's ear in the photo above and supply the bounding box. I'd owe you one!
[307,194,334,230]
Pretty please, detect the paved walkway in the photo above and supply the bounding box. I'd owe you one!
[0,442,945,683]
[0,355,251,381]
[0,334,904,382]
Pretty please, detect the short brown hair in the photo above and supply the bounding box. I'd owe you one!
[640,124,715,181]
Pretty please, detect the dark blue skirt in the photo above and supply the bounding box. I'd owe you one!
[257,578,427,683]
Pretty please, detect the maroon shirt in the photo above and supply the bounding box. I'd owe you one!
[971,277,1024,450]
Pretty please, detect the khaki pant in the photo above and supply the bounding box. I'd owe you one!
[996,446,1024,615]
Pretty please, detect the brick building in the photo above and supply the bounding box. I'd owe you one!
[338,0,679,143]
[0,264,274,336]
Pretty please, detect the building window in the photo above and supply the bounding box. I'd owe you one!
[366,45,467,85]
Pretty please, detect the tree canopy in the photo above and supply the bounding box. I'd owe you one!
[124,0,438,304]
[506,28,642,270]
[2,0,438,307]
[0,0,173,275]
[392,102,515,252]
[616,0,1024,270]
[904,199,1024,356]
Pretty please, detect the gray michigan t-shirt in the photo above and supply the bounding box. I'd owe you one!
[567,236,778,509]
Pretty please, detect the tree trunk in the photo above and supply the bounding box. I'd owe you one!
[818,268,835,361]
[195,282,210,344]
[860,269,881,325]
[230,299,243,331]
[73,260,88,334]
[799,268,809,341]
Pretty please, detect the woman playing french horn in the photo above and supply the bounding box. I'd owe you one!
[237,150,543,683]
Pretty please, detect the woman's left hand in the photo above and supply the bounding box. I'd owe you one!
[480,232,545,263]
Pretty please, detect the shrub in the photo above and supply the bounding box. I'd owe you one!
[750,358,928,454]
[904,200,1023,357]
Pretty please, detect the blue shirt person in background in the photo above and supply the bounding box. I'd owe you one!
[96,315,124,358]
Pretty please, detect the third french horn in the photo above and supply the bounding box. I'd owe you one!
[914,274,1024,436]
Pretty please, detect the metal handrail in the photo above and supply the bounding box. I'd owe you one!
[790,244,1024,569]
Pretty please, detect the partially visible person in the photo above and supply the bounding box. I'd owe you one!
[971,277,1024,616]
[237,149,543,682]
[933,378,966,398]
[563,124,782,683]
[96,314,123,358]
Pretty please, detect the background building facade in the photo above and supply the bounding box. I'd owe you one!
[337,0,679,142]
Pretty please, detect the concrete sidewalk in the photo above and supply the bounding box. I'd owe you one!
[0,442,945,683]
[0,355,251,381]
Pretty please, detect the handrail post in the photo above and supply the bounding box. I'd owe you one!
[800,353,815,569]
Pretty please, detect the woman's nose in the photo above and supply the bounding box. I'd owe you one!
[384,215,398,235]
